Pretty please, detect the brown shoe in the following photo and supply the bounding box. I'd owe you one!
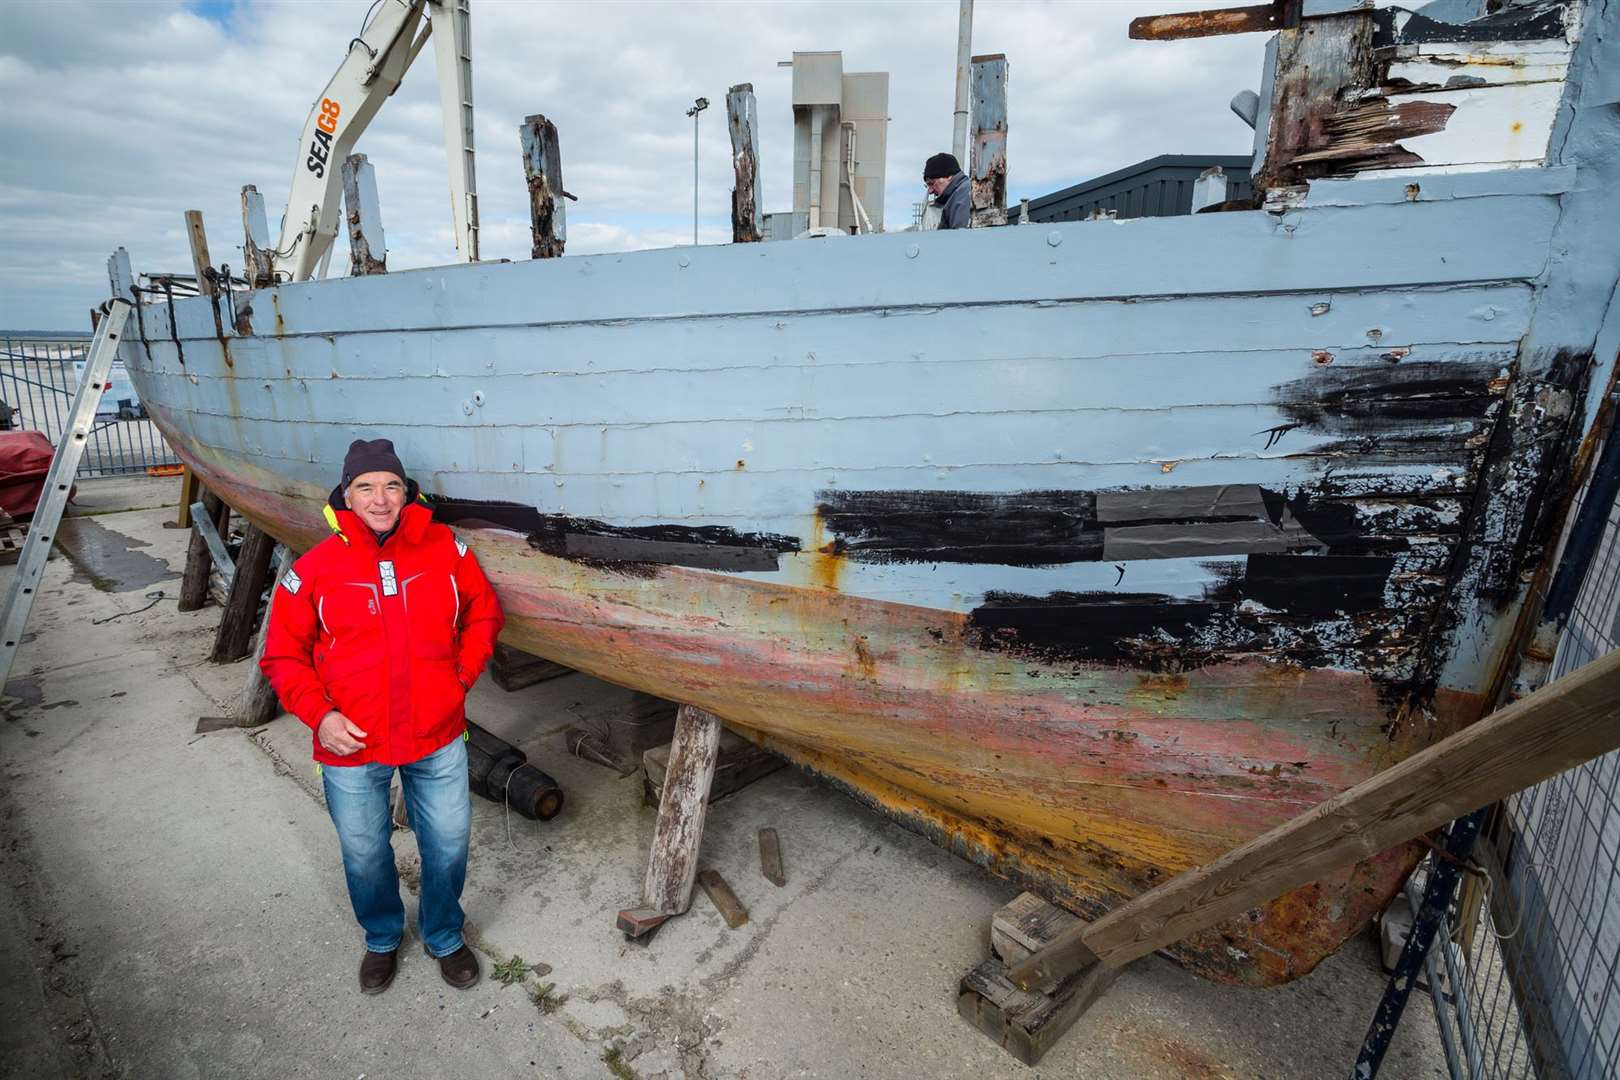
[429,944,480,989]
[359,948,398,995]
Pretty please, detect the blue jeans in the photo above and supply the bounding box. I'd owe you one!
[321,734,471,957]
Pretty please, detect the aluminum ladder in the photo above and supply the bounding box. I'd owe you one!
[0,299,133,687]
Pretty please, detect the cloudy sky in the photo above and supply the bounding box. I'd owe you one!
[0,0,1267,331]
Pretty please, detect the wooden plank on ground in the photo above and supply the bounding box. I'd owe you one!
[698,869,749,929]
[642,704,723,915]
[758,827,786,887]
[643,727,783,807]
[616,907,670,938]
[231,546,292,726]
[1008,646,1620,991]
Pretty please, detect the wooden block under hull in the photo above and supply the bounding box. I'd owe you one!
[489,643,574,692]
[963,892,1119,1065]
[643,728,785,807]
[958,955,1119,1066]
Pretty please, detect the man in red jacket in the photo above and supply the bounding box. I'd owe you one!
[262,439,504,995]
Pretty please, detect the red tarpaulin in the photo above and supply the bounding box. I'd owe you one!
[0,431,70,519]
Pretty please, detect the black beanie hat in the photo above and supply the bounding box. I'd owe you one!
[341,438,407,487]
[923,152,961,180]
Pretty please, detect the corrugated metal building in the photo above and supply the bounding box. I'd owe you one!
[1014,154,1254,222]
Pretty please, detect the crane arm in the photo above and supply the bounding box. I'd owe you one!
[271,0,428,282]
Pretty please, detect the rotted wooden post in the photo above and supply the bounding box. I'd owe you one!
[520,114,566,258]
[240,186,273,289]
[184,210,216,298]
[178,489,228,612]
[726,83,763,243]
[341,154,388,276]
[643,704,724,915]
[211,524,276,662]
[969,54,1008,228]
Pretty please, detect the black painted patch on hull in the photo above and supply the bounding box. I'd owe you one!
[968,550,1402,668]
[817,484,1391,567]
[426,495,800,572]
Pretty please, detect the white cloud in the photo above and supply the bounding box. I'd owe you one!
[0,0,1266,329]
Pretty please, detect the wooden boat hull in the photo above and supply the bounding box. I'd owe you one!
[112,3,1620,977]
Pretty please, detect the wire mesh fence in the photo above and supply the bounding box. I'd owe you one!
[1424,416,1620,1080]
[0,333,177,478]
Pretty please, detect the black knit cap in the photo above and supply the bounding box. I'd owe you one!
[923,152,960,180]
[341,438,407,487]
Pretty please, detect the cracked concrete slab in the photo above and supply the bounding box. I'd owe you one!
[0,477,1449,1079]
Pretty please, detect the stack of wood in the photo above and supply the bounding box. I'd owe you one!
[958,894,1118,1066]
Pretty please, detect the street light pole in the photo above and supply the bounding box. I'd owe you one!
[686,96,709,245]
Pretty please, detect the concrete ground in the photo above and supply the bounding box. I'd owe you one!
[1,476,1450,1079]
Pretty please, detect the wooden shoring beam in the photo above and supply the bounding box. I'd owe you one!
[178,490,228,612]
[726,83,763,243]
[642,703,723,915]
[520,114,566,259]
[211,523,276,662]
[232,546,293,726]
[341,154,388,277]
[1008,647,1620,991]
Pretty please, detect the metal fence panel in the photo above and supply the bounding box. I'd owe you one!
[1426,420,1620,1080]
[0,333,177,478]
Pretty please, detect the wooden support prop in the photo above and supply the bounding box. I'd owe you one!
[178,490,227,612]
[234,546,291,725]
[520,114,566,258]
[642,727,782,807]
[642,704,723,915]
[1008,647,1620,991]
[211,523,276,662]
[758,827,786,887]
[184,210,216,298]
[698,869,749,929]
[173,467,198,529]
[968,54,1008,228]
[489,642,573,692]
[240,185,273,290]
[341,154,388,276]
[726,83,763,243]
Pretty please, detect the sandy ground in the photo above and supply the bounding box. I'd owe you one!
[0,476,1450,1079]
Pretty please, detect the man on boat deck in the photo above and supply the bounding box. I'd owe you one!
[924,152,971,229]
[261,438,504,995]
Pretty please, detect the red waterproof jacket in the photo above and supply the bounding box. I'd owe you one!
[261,488,504,767]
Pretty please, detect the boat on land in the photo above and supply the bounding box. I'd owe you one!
[110,0,1620,986]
